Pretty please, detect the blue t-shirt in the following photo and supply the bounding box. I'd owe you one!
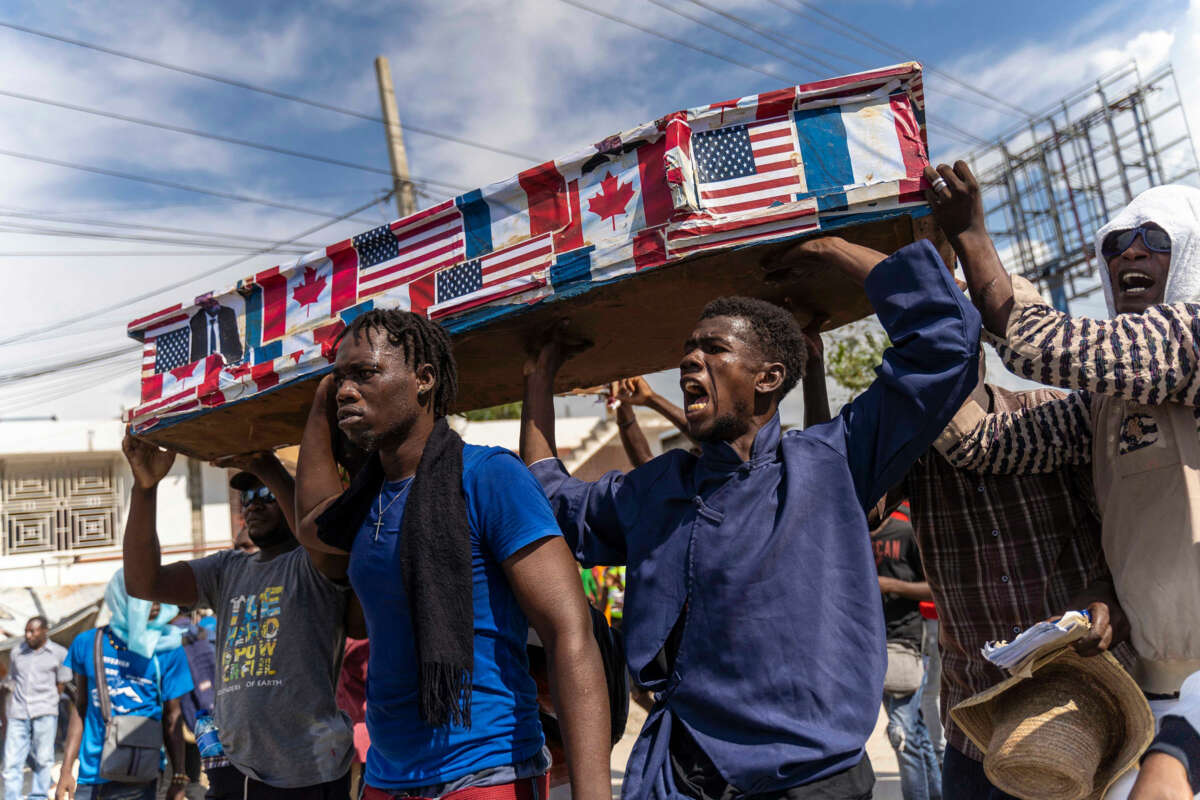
[348,445,560,789]
[65,627,194,785]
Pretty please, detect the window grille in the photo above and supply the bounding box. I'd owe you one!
[1,459,124,555]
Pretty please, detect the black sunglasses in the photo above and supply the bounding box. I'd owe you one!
[240,486,276,507]
[1101,225,1171,260]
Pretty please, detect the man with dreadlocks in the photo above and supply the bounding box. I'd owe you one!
[293,309,612,800]
[520,236,981,800]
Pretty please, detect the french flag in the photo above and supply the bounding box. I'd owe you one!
[793,91,928,212]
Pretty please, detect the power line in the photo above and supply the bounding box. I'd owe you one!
[556,0,795,85]
[0,147,384,224]
[0,207,329,250]
[665,0,985,146]
[0,223,312,254]
[0,344,138,384]
[0,191,392,348]
[765,0,1029,117]
[676,0,848,73]
[562,0,984,148]
[645,0,836,77]
[0,87,471,195]
[0,19,539,162]
[0,250,317,257]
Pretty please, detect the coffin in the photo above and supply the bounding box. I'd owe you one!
[126,62,942,459]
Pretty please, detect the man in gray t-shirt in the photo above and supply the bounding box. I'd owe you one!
[119,436,354,799]
[3,616,70,800]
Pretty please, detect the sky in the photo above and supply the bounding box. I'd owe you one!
[0,0,1196,425]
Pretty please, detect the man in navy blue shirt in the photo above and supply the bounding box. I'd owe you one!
[520,236,981,800]
[292,310,612,800]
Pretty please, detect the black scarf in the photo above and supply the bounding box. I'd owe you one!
[317,417,474,728]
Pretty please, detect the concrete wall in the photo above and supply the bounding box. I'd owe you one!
[0,420,232,589]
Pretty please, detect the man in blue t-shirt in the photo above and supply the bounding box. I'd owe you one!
[293,309,611,800]
[57,618,193,800]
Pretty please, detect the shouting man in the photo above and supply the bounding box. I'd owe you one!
[521,237,981,800]
[292,309,611,800]
[925,163,1200,798]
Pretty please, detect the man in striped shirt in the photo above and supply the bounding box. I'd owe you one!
[925,162,1200,798]
[803,342,1131,800]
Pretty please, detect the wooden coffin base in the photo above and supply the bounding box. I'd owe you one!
[141,214,949,459]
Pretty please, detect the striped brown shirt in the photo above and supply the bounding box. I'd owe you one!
[935,275,1200,694]
[906,383,1133,762]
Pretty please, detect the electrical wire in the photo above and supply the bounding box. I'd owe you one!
[0,19,539,162]
[0,207,329,250]
[0,87,471,194]
[0,147,384,225]
[556,0,795,85]
[0,191,392,348]
[0,250,318,257]
[764,0,1029,117]
[676,0,849,73]
[0,223,312,254]
[645,0,838,76]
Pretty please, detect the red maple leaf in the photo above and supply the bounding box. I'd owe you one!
[587,172,636,231]
[169,361,198,383]
[291,266,327,318]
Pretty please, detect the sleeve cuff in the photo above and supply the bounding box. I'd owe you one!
[1144,715,1200,794]
[932,397,987,456]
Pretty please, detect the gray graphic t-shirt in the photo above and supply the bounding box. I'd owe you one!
[190,546,353,787]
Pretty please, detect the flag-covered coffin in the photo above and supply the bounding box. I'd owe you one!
[127,62,942,458]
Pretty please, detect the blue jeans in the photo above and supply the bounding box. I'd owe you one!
[3,715,57,800]
[883,687,942,800]
[74,781,158,800]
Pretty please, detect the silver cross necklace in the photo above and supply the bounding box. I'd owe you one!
[373,487,406,542]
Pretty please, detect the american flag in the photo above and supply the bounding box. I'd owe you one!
[428,235,552,319]
[356,200,464,298]
[692,115,804,215]
[153,328,190,374]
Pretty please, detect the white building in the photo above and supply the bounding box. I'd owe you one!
[0,420,233,602]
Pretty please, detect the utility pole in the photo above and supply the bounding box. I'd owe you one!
[374,56,418,219]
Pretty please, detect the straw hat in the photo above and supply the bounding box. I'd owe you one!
[951,647,1153,800]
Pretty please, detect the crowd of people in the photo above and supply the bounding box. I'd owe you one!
[5,158,1200,800]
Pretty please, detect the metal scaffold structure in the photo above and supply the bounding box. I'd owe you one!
[966,62,1200,309]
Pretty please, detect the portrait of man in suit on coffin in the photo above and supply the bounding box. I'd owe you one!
[190,297,244,365]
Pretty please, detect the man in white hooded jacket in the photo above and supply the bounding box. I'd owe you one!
[922,161,1200,798]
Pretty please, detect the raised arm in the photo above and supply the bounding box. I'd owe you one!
[612,390,654,468]
[925,161,1013,336]
[929,161,1200,406]
[295,375,352,557]
[520,328,631,567]
[611,376,696,466]
[800,318,831,427]
[933,390,1094,475]
[793,237,982,509]
[120,434,198,607]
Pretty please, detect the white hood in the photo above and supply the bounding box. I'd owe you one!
[1094,184,1200,316]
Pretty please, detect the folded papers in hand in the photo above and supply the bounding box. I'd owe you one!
[982,610,1091,675]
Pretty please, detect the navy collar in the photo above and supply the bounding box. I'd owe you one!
[698,413,782,472]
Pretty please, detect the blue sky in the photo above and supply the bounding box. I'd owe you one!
[0,0,1193,421]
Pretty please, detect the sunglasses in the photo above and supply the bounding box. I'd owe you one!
[1101,225,1171,261]
[240,486,276,507]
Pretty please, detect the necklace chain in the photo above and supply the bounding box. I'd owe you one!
[373,486,406,542]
